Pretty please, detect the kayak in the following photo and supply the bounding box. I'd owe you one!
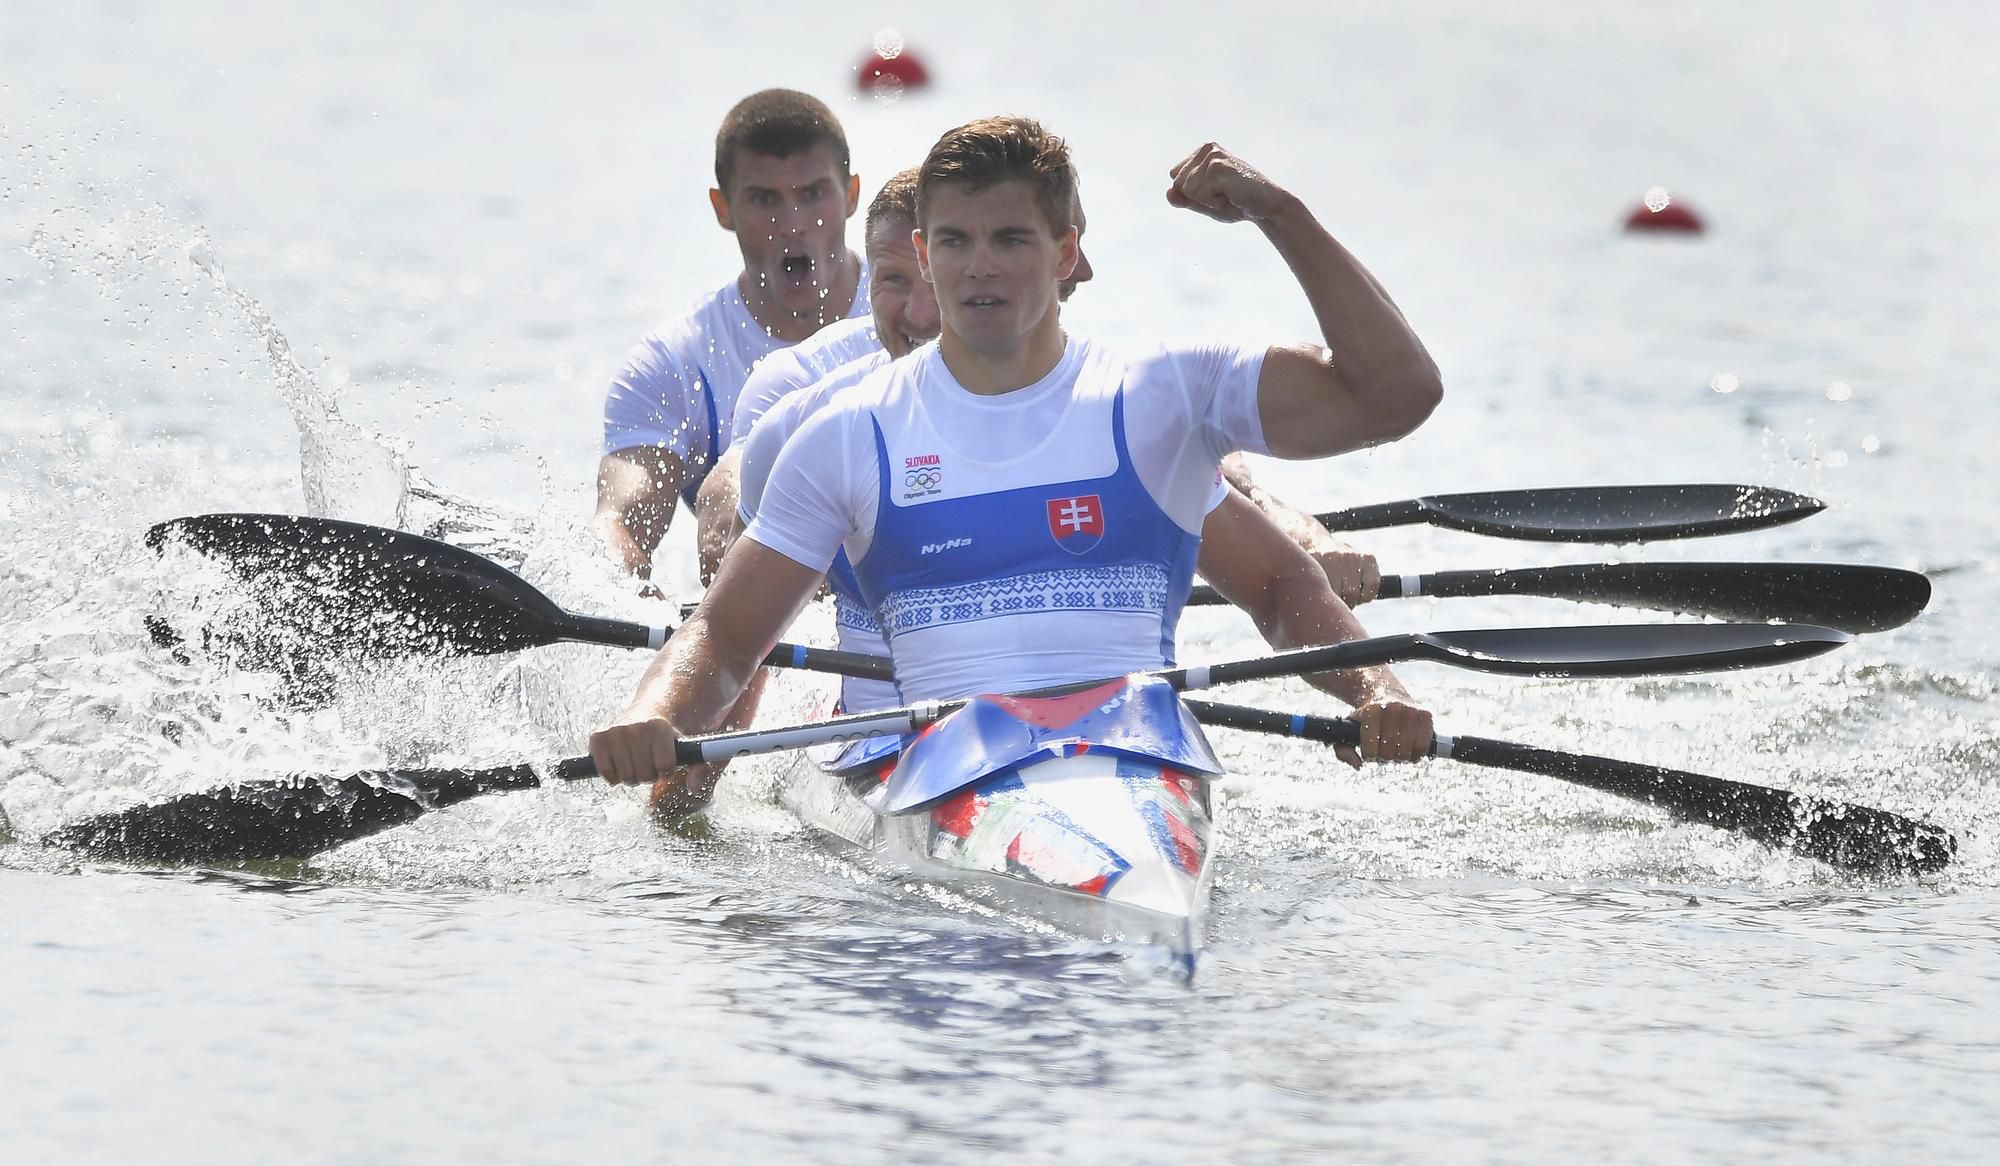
[776,673,1225,964]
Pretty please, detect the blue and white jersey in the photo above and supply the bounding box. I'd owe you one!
[729,315,883,447]
[745,334,1267,701]
[738,348,901,712]
[600,269,868,502]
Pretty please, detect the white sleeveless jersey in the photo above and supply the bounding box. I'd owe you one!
[745,335,1266,700]
[600,269,867,501]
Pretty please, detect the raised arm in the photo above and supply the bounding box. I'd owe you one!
[1168,144,1442,459]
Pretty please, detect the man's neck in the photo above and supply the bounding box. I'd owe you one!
[740,250,861,343]
[937,317,1068,397]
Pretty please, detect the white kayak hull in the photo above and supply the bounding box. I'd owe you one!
[776,680,1223,962]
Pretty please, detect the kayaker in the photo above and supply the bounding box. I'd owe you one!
[717,174,1383,611]
[732,169,1423,730]
[593,88,869,589]
[592,116,1441,800]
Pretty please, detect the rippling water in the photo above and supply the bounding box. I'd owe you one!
[4,1,1997,1161]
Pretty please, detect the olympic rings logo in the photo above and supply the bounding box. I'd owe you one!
[905,469,942,489]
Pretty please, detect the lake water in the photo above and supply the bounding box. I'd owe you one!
[4,1,1997,1161]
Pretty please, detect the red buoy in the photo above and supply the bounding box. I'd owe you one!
[856,29,931,96]
[1624,187,1704,233]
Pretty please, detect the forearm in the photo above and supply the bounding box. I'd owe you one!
[1215,465,1378,605]
[595,451,685,576]
[593,508,659,577]
[621,613,767,736]
[1223,464,1332,553]
[1259,567,1413,710]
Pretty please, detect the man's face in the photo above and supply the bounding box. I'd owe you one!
[915,180,1078,357]
[711,143,860,322]
[867,215,940,358]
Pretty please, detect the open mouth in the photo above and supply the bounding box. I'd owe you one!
[963,296,1004,309]
[781,255,815,282]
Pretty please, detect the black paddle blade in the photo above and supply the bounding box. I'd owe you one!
[1410,562,1932,633]
[1414,622,1848,677]
[1182,700,1954,877]
[44,766,543,864]
[1446,736,1955,876]
[1320,484,1824,542]
[148,513,590,657]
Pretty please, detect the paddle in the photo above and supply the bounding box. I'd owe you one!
[1185,561,1930,634]
[1316,483,1822,541]
[1180,699,1953,876]
[46,621,1846,863]
[149,517,1922,670]
[142,512,875,679]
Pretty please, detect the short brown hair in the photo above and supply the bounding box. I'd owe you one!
[916,116,1075,236]
[865,168,922,240]
[713,89,850,191]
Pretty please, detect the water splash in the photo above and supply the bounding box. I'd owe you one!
[19,207,410,527]
[178,230,410,526]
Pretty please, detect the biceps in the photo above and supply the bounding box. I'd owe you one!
[1254,344,1353,459]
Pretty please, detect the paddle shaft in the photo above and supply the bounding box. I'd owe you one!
[51,622,1848,864]
[153,514,1909,674]
[1180,699,1954,876]
[1184,561,1929,634]
[558,613,891,681]
[645,622,1847,767]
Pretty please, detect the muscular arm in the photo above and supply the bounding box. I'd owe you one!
[693,446,745,586]
[1168,145,1443,460]
[593,446,687,578]
[589,539,824,786]
[1220,453,1379,605]
[1196,489,1428,762]
[1251,192,1443,458]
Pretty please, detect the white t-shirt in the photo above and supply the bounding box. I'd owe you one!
[735,347,894,526]
[600,272,868,479]
[729,315,885,448]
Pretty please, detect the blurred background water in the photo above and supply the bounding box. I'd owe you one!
[3,1,1996,1161]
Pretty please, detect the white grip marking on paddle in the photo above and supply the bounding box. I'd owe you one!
[694,705,936,763]
[1433,733,1456,759]
[1184,665,1213,691]
[647,626,668,650]
[1400,574,1423,597]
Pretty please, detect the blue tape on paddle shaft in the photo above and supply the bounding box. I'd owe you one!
[792,645,806,667]
[1291,714,1306,737]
